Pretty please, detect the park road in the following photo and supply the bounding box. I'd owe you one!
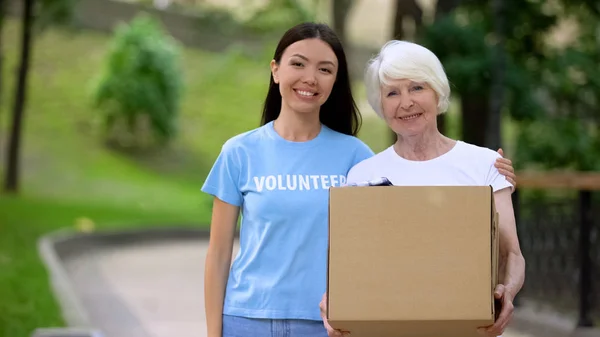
[64,239,535,337]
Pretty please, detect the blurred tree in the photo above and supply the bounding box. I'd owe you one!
[514,2,600,171]
[421,0,600,171]
[486,0,506,151]
[243,0,318,34]
[91,13,183,150]
[435,0,461,20]
[3,0,75,193]
[419,0,556,148]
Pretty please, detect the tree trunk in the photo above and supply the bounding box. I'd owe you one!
[461,94,489,147]
[0,0,5,134]
[4,0,35,193]
[486,0,506,150]
[392,0,422,40]
[331,0,354,46]
[434,0,462,136]
[389,0,424,145]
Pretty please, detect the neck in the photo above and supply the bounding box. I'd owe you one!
[393,126,455,161]
[274,105,321,142]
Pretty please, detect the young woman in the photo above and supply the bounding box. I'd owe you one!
[202,23,517,337]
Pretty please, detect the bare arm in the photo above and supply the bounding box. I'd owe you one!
[480,187,526,336]
[205,197,239,337]
[495,187,525,297]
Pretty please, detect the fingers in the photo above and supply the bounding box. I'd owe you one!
[320,293,349,337]
[323,318,349,337]
[319,293,327,318]
[495,160,514,172]
[324,320,342,336]
[497,167,516,187]
[497,148,504,157]
[485,303,513,336]
[479,290,514,336]
[494,284,505,299]
[495,158,517,188]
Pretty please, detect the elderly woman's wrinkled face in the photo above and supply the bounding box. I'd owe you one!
[380,78,439,136]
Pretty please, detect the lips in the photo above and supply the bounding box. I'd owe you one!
[294,89,318,97]
[398,113,423,120]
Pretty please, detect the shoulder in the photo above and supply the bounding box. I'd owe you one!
[220,125,268,153]
[323,127,371,148]
[454,141,501,164]
[323,126,375,156]
[347,146,392,183]
[454,141,512,191]
[352,146,392,169]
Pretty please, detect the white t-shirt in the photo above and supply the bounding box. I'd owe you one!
[347,140,513,192]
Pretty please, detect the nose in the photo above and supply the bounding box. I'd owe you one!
[400,95,414,110]
[302,69,317,86]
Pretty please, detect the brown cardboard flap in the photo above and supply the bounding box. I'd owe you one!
[328,319,491,337]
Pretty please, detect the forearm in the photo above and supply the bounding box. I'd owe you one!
[205,251,232,337]
[500,251,526,297]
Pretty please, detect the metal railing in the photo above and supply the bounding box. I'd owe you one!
[513,172,600,327]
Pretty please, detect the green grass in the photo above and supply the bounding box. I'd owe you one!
[0,19,388,336]
[0,194,204,337]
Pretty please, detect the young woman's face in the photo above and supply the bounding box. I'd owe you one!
[271,38,338,116]
[380,78,439,136]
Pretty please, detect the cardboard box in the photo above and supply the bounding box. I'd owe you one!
[326,186,499,337]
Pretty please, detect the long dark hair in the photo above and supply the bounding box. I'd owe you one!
[259,22,362,136]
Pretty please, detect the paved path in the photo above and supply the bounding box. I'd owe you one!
[63,239,534,337]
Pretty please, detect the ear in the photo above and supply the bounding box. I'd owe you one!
[270,59,280,84]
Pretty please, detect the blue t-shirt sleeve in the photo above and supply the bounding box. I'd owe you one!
[201,140,244,207]
[352,139,375,167]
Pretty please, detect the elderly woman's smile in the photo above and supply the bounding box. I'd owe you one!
[398,112,423,121]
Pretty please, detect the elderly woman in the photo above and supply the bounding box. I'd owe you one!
[320,40,526,337]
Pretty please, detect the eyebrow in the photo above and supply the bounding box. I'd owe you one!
[384,81,427,89]
[291,53,336,67]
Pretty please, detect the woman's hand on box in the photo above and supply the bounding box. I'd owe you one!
[320,293,351,337]
[477,284,514,337]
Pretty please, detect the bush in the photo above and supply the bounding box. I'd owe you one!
[91,13,183,149]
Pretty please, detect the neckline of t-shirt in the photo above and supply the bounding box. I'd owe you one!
[265,120,328,148]
[386,140,463,164]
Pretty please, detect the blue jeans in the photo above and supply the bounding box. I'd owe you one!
[222,314,329,337]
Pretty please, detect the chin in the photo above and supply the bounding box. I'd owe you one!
[291,103,322,115]
[389,123,426,137]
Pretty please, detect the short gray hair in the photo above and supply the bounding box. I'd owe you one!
[364,40,451,119]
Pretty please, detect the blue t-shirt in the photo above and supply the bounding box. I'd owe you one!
[201,121,374,321]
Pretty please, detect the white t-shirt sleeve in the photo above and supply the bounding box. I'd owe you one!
[346,161,371,185]
[485,151,513,192]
